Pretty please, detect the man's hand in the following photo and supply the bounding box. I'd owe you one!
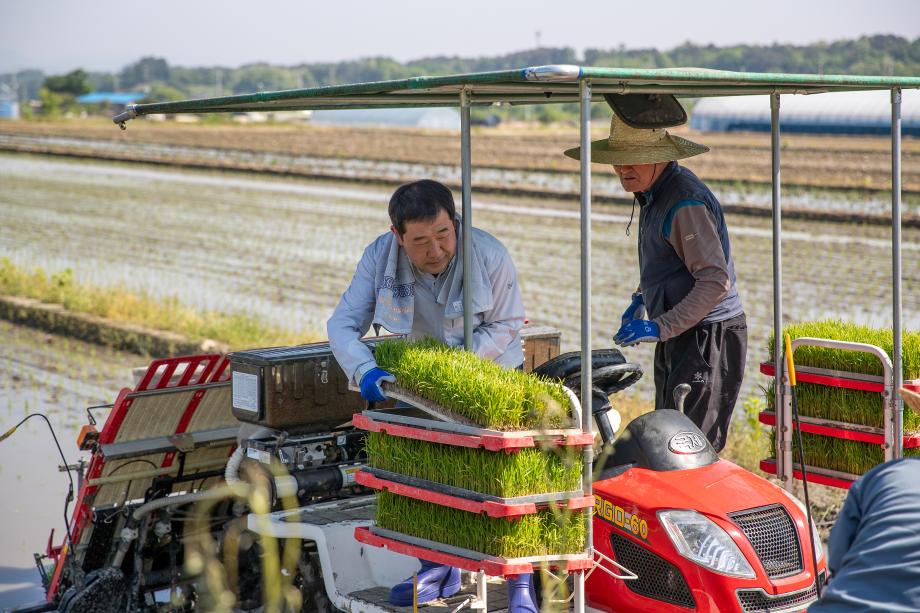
[614,320,660,347]
[621,292,645,327]
[359,367,396,403]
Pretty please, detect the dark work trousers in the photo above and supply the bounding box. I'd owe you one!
[653,313,747,452]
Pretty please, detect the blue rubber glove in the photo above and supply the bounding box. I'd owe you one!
[620,292,645,327]
[614,320,660,347]
[359,367,396,403]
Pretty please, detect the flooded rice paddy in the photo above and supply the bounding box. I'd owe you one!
[2,151,919,393]
[0,321,134,607]
[2,132,917,216]
[0,150,918,604]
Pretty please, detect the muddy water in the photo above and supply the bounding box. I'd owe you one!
[0,151,919,605]
[3,151,919,393]
[3,132,916,215]
[0,321,135,607]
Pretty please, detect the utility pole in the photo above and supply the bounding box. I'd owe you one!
[535,30,542,48]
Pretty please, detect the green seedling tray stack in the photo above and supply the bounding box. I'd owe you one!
[354,338,591,566]
[760,320,920,486]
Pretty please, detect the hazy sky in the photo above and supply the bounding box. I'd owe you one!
[2,0,919,74]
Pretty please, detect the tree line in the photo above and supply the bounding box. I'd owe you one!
[4,35,918,122]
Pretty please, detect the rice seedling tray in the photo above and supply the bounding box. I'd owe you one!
[758,411,920,448]
[760,361,920,393]
[353,409,593,452]
[355,467,593,518]
[759,458,858,490]
[356,380,584,432]
[353,526,593,578]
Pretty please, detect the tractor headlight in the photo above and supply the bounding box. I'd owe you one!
[658,510,756,578]
[780,489,825,562]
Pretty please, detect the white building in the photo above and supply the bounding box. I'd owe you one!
[690,89,920,136]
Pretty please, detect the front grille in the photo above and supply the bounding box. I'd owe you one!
[610,532,695,609]
[730,504,803,578]
[737,583,819,613]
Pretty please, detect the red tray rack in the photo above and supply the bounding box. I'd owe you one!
[759,360,920,488]
[758,411,920,448]
[353,412,593,451]
[760,361,920,394]
[356,469,594,518]
[760,459,858,490]
[354,526,592,578]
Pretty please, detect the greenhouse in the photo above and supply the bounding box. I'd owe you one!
[690,88,920,135]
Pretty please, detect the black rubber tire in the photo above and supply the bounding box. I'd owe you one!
[57,568,128,613]
[296,548,336,613]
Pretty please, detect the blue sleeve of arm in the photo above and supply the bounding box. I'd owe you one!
[827,478,863,576]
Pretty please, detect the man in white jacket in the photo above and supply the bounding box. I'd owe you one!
[327,179,534,610]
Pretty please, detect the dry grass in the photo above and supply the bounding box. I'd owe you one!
[0,257,315,349]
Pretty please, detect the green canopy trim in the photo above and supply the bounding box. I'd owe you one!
[114,64,920,125]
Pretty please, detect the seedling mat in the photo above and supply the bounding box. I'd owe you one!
[355,526,592,577]
[357,467,592,518]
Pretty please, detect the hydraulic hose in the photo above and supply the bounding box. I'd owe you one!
[225,447,246,486]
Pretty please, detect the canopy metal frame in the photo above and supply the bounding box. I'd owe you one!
[115,65,918,613]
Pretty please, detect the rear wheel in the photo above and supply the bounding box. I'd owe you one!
[57,568,128,613]
[294,545,334,613]
[232,534,335,613]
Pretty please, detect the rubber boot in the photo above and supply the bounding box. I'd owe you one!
[507,573,538,613]
[388,559,461,606]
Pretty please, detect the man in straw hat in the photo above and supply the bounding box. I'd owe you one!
[565,114,746,452]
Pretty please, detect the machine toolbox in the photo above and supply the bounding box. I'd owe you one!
[230,338,395,432]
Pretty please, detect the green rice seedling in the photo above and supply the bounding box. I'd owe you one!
[768,430,920,475]
[374,338,571,430]
[768,320,920,379]
[764,382,920,432]
[365,433,582,497]
[375,492,586,558]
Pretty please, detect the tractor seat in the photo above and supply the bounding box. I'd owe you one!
[533,349,643,397]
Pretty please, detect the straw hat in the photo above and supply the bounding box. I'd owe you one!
[564,115,710,165]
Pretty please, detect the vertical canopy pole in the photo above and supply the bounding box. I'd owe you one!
[770,93,792,489]
[891,87,904,459]
[460,88,473,351]
[574,77,593,613]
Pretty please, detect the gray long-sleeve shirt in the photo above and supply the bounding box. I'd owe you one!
[808,457,920,612]
[636,162,743,341]
[327,227,525,385]
[655,204,734,340]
